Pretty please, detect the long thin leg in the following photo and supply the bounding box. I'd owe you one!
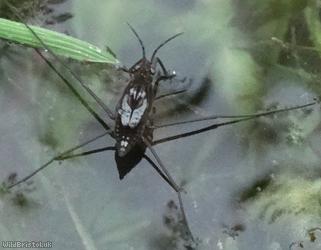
[143,138,182,192]
[155,74,176,84]
[34,48,112,132]
[153,73,177,97]
[6,1,116,120]
[7,131,111,189]
[52,147,193,240]
[155,57,170,76]
[153,58,176,95]
[153,100,319,145]
[153,100,319,129]
[143,155,178,192]
[154,117,259,145]
[143,137,194,241]
[146,156,193,240]
[57,146,115,160]
[156,58,176,78]
[61,151,189,238]
[155,89,187,101]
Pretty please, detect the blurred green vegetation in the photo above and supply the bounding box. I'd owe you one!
[232,0,321,94]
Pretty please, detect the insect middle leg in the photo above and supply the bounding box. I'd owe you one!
[155,89,187,100]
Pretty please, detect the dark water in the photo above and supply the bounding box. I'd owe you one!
[1,1,321,250]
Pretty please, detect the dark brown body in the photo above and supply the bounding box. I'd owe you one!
[114,61,155,179]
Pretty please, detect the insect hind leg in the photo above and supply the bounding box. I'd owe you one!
[6,131,111,190]
[143,155,197,246]
[57,146,116,161]
[143,138,195,242]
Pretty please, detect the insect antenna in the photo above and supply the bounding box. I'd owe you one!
[151,32,183,62]
[127,22,146,58]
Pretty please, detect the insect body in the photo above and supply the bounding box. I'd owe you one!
[114,78,153,178]
[115,58,154,163]
[113,25,181,179]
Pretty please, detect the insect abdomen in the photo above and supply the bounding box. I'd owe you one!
[114,117,144,157]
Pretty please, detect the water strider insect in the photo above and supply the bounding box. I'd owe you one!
[3,2,320,245]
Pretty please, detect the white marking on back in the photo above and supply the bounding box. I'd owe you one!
[129,98,147,128]
[118,94,131,126]
[118,92,148,128]
[121,140,128,147]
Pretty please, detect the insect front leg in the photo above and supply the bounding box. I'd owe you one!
[155,57,176,78]
[152,57,177,96]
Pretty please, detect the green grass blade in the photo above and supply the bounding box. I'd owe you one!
[0,18,119,64]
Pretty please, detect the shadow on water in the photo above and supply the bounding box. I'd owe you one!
[150,200,199,250]
[0,173,36,209]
